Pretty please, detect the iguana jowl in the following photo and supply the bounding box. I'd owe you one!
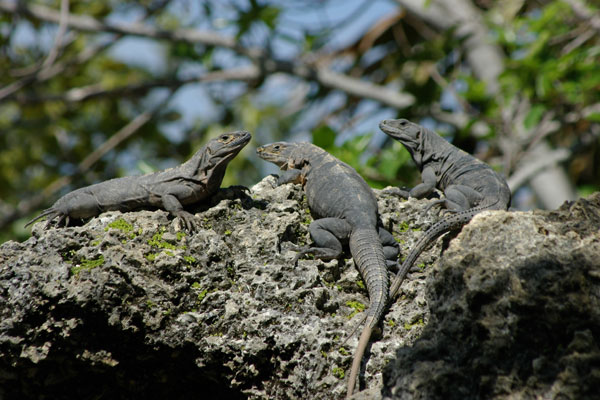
[256,142,398,398]
[380,119,511,298]
[26,131,251,231]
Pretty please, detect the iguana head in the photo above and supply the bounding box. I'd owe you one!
[256,141,299,169]
[379,118,425,165]
[206,130,252,163]
[379,119,421,146]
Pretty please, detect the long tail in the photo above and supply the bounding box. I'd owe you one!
[346,316,376,398]
[390,201,500,298]
[346,227,389,397]
[24,208,59,228]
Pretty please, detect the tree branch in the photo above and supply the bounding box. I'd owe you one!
[507,148,571,192]
[0,1,414,109]
[13,66,259,104]
[564,0,600,35]
[40,0,69,71]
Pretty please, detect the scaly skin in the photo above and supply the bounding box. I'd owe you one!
[256,142,397,398]
[26,131,251,231]
[380,118,511,299]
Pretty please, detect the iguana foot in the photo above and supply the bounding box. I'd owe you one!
[174,210,199,232]
[381,187,410,198]
[385,260,399,273]
[292,246,341,266]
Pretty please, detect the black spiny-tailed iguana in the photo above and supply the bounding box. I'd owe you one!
[26,131,251,231]
[380,119,511,298]
[256,142,398,398]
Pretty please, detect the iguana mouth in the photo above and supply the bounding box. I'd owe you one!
[213,131,251,159]
[256,144,288,167]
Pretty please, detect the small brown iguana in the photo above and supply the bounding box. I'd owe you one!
[26,131,251,231]
[256,141,399,398]
[380,118,511,299]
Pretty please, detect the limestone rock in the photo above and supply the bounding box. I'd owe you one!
[2,176,598,400]
[383,193,600,400]
[0,176,430,400]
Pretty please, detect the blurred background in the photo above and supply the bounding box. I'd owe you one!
[1,0,598,243]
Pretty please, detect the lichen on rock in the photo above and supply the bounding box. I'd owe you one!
[2,177,598,400]
[0,176,430,400]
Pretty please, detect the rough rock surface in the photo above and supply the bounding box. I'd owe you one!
[0,176,432,400]
[383,192,600,400]
[2,177,599,400]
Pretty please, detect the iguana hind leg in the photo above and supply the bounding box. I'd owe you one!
[294,217,352,264]
[443,184,484,211]
[378,227,399,270]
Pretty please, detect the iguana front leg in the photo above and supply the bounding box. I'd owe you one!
[383,166,437,199]
[161,193,198,231]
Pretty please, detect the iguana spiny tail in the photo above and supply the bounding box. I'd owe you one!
[26,131,251,231]
[256,142,398,398]
[380,118,511,298]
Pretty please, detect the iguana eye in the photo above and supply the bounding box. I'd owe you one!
[272,144,280,151]
[220,134,231,142]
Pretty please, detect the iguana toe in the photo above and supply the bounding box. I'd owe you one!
[175,211,198,232]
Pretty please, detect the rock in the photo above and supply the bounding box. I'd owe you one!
[0,177,431,400]
[383,192,600,400]
[2,177,598,400]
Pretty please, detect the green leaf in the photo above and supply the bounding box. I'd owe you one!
[524,104,546,130]
[312,125,336,150]
[584,112,600,123]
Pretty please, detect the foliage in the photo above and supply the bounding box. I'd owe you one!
[0,0,598,243]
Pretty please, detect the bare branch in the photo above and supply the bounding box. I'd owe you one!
[0,0,185,103]
[0,1,250,55]
[0,1,414,109]
[40,0,69,70]
[507,148,571,192]
[395,0,504,94]
[564,0,600,35]
[15,66,260,103]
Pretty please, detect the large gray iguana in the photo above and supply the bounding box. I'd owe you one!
[26,131,251,231]
[256,142,398,398]
[380,119,511,298]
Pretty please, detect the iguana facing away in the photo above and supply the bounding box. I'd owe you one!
[256,142,399,398]
[26,131,251,231]
[379,119,511,298]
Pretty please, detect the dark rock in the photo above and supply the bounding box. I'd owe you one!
[0,176,430,400]
[383,192,600,400]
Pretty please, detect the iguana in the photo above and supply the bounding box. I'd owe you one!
[256,142,398,398]
[379,119,511,298]
[26,131,251,231]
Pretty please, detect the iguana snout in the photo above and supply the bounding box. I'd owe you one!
[207,130,251,160]
[379,118,421,142]
[256,142,292,168]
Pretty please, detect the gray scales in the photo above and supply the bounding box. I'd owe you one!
[380,119,511,299]
[26,131,251,231]
[256,142,399,398]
